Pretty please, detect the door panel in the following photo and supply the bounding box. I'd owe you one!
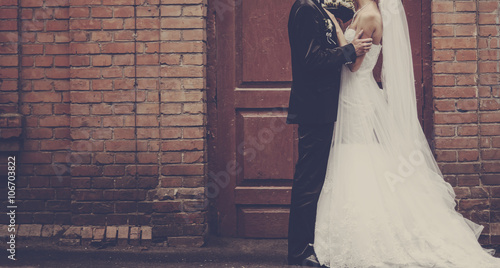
[236,110,294,181]
[240,0,292,83]
[211,0,429,237]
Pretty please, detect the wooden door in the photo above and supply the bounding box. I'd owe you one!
[208,0,432,238]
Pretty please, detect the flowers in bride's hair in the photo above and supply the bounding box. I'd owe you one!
[322,0,355,11]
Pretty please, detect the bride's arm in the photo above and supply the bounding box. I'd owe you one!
[347,14,380,72]
[332,18,348,47]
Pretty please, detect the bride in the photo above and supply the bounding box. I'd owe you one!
[314,0,500,267]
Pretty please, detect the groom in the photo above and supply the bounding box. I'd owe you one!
[286,0,372,266]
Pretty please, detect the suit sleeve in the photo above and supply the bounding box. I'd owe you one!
[293,6,357,72]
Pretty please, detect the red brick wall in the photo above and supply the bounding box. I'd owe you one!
[432,0,500,246]
[1,0,499,247]
[0,0,207,246]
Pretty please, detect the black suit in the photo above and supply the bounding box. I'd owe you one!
[286,0,357,260]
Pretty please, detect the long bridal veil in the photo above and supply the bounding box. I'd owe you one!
[314,0,500,267]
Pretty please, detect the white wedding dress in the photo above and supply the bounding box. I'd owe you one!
[313,6,500,267]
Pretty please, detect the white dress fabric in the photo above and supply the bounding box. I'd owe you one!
[313,27,500,268]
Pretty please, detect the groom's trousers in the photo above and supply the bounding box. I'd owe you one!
[288,122,335,259]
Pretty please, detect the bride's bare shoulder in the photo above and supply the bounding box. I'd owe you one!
[358,8,382,28]
[358,8,383,43]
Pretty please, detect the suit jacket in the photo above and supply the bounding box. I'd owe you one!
[286,0,357,124]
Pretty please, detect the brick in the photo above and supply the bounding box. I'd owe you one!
[183,54,204,65]
[434,113,478,124]
[182,5,204,17]
[92,79,113,90]
[45,0,69,6]
[102,0,134,5]
[439,163,480,174]
[71,43,100,54]
[69,0,101,5]
[479,14,498,25]
[162,65,204,77]
[456,50,477,61]
[161,17,204,29]
[136,103,159,114]
[161,164,204,176]
[136,18,160,29]
[435,137,478,149]
[0,68,18,79]
[101,43,135,54]
[162,140,204,151]
[113,128,134,139]
[0,32,18,43]
[434,87,477,99]
[432,13,476,24]
[0,20,16,31]
[481,113,500,123]
[21,0,43,7]
[432,1,453,12]
[70,92,101,103]
[69,7,89,17]
[101,67,123,78]
[46,68,70,79]
[70,19,101,30]
[456,99,477,111]
[456,2,476,12]
[480,100,500,111]
[92,55,112,66]
[136,128,159,139]
[70,68,100,79]
[0,8,17,19]
[132,115,156,126]
[55,7,70,19]
[101,91,133,102]
[458,125,478,136]
[55,56,70,67]
[433,62,477,74]
[34,56,53,67]
[161,42,204,53]
[91,103,112,115]
[113,6,134,17]
[162,114,204,126]
[458,150,479,161]
[46,21,69,31]
[106,141,136,151]
[22,92,62,103]
[99,18,123,30]
[22,44,43,55]
[92,6,112,17]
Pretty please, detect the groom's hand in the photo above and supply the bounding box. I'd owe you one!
[352,30,372,56]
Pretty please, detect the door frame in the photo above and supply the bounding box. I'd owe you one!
[206,0,434,236]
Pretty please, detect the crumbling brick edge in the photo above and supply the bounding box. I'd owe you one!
[2,224,205,247]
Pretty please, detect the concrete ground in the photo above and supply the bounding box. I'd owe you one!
[4,236,499,268]
[1,236,292,268]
